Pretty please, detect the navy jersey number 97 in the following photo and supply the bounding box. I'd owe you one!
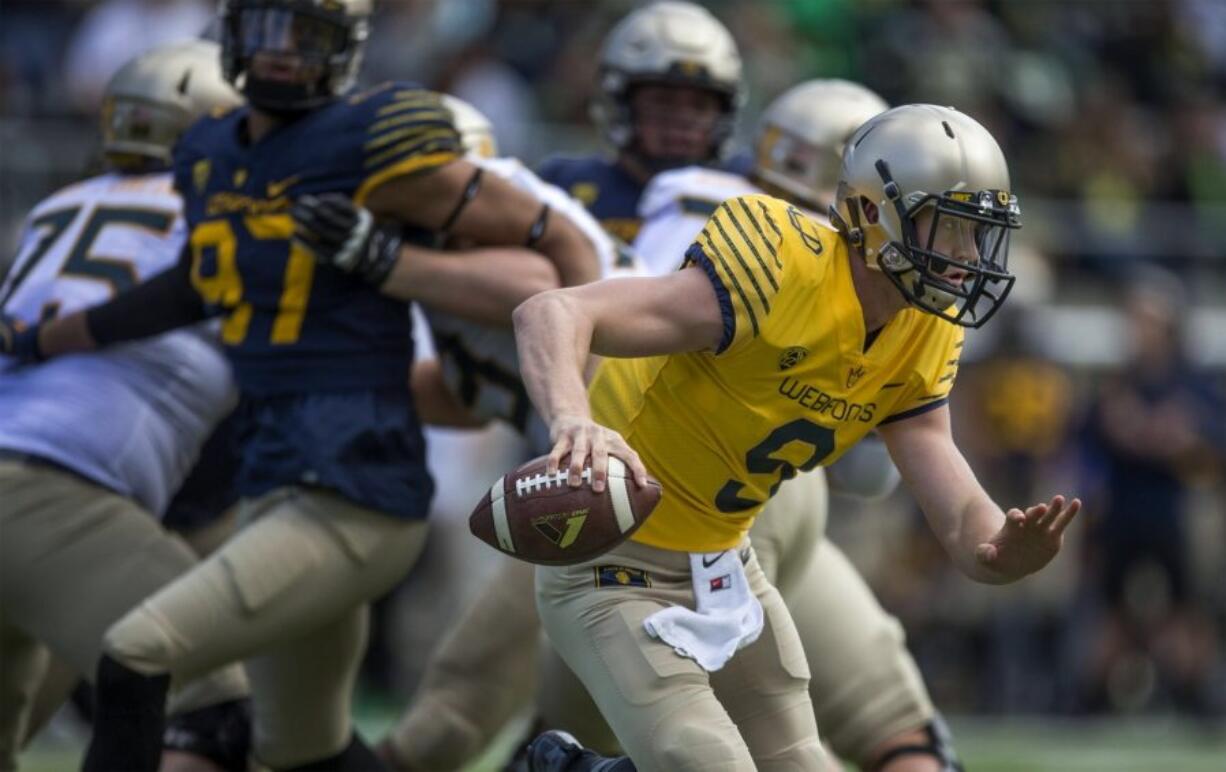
[189,214,313,345]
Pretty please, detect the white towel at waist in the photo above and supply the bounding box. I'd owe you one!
[642,548,765,671]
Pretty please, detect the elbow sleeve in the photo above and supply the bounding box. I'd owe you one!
[86,250,207,345]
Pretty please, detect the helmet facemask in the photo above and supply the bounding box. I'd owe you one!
[844,159,1019,328]
[102,96,192,170]
[599,73,739,173]
[221,0,367,114]
[591,1,743,172]
[100,40,241,172]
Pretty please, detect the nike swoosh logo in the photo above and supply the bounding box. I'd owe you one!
[266,175,300,198]
[701,551,727,569]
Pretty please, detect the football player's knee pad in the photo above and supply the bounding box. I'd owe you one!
[870,713,964,772]
[163,698,252,772]
[102,605,180,677]
[652,722,746,772]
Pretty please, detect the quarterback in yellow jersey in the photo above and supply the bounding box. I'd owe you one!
[515,104,1081,772]
[595,195,962,552]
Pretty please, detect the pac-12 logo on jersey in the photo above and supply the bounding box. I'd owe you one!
[779,346,808,371]
[193,160,211,193]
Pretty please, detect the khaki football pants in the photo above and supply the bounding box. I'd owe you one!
[537,538,828,772]
[742,471,936,761]
[384,469,934,769]
[101,485,428,768]
[0,460,249,771]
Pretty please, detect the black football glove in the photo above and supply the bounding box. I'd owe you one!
[291,193,403,287]
[0,312,42,362]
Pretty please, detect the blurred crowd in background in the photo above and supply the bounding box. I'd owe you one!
[2,0,1224,724]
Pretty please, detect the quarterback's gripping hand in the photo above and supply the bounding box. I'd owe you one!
[0,313,42,363]
[292,193,402,286]
[547,414,649,493]
[975,495,1082,581]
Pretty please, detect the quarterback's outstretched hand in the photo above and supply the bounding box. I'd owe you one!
[0,313,42,363]
[292,193,402,286]
[547,414,649,493]
[975,495,1081,581]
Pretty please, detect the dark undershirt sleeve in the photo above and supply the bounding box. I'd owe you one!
[86,245,208,345]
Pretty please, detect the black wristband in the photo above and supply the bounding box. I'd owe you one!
[360,223,404,287]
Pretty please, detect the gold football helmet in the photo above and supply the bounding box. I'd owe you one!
[754,79,888,214]
[101,40,241,170]
[442,95,497,159]
[831,105,1020,328]
[591,1,743,165]
[219,0,372,112]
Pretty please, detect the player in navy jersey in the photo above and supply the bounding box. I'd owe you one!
[536,1,745,244]
[5,1,599,770]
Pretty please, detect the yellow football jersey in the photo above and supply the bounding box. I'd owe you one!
[589,194,964,552]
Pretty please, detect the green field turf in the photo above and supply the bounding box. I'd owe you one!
[20,711,1226,771]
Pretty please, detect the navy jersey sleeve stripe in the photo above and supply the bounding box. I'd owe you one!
[879,397,949,425]
[684,242,736,354]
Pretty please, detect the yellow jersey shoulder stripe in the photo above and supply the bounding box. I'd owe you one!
[720,200,780,291]
[737,197,784,271]
[697,235,762,339]
[363,130,458,170]
[708,208,775,314]
[365,115,453,151]
[354,150,459,206]
[756,197,784,241]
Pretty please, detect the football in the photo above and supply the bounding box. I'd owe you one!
[469,454,663,565]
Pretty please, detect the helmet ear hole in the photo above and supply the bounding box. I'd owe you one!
[861,197,879,224]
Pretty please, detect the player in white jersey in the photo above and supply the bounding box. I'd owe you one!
[0,172,233,513]
[0,42,251,771]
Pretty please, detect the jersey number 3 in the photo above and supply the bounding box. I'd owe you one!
[715,419,836,512]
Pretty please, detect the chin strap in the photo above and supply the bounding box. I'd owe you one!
[830,197,866,256]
